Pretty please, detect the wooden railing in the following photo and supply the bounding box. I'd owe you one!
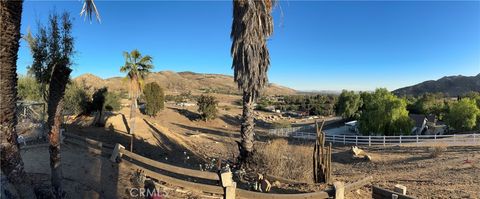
[372,186,417,199]
[117,147,332,198]
[63,133,377,198]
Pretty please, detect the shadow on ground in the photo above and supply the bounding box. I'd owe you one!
[168,107,201,121]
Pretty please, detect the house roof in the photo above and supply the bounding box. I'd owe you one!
[409,114,426,128]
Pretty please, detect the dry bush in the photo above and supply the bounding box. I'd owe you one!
[429,143,447,158]
[253,138,313,183]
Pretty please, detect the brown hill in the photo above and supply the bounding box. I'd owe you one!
[73,71,297,95]
[393,73,480,97]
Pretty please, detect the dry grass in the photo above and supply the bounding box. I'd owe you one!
[253,138,313,183]
[428,142,448,158]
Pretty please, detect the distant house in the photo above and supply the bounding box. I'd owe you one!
[345,120,359,134]
[409,114,447,135]
[410,114,428,135]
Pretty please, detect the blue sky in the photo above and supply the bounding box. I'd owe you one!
[17,1,480,91]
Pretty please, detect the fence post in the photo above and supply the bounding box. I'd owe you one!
[343,135,346,145]
[383,136,385,147]
[368,136,371,146]
[334,181,345,199]
[453,134,456,144]
[474,133,476,144]
[220,171,236,199]
[399,135,402,145]
[355,136,358,145]
[333,135,336,144]
[416,135,419,146]
[434,134,437,142]
[110,143,125,163]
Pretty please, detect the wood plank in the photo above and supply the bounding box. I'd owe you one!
[237,189,330,199]
[122,160,224,195]
[265,174,307,185]
[372,186,417,199]
[120,148,219,181]
[345,176,373,192]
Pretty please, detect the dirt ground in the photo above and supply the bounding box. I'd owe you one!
[58,95,480,198]
[334,145,480,199]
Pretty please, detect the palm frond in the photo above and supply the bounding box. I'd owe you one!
[80,0,101,23]
[23,27,36,52]
[231,0,274,99]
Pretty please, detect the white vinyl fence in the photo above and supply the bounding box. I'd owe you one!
[268,131,479,146]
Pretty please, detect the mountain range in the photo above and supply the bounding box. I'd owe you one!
[393,73,480,96]
[73,71,297,95]
[74,72,479,97]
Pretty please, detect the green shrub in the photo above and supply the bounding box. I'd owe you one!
[17,75,42,102]
[105,91,121,111]
[91,87,121,112]
[143,82,164,116]
[64,82,90,115]
[445,98,479,131]
[197,95,218,121]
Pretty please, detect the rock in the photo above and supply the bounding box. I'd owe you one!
[351,146,372,161]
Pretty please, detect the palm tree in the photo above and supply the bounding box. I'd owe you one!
[231,0,274,165]
[120,50,154,151]
[1,1,100,198]
[0,1,37,198]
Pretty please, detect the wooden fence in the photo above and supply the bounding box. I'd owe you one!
[62,133,340,198]
[118,147,333,198]
[268,131,480,146]
[372,186,417,199]
[60,133,380,198]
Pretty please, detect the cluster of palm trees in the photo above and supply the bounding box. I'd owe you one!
[0,0,274,198]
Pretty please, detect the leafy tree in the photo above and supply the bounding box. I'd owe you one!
[120,49,154,136]
[412,93,446,117]
[359,88,414,135]
[64,81,89,115]
[445,98,479,131]
[17,75,42,101]
[464,91,480,109]
[336,90,362,119]
[197,95,218,121]
[143,82,164,116]
[25,12,75,196]
[231,0,274,164]
[1,1,98,197]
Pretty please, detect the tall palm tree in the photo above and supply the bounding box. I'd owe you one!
[231,0,274,165]
[120,50,153,151]
[0,1,36,198]
[1,1,100,198]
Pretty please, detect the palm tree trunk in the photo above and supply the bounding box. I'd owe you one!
[239,91,255,165]
[129,100,135,151]
[46,64,71,198]
[0,1,36,198]
[48,100,65,199]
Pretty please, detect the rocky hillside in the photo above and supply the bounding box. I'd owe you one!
[393,73,480,96]
[74,71,297,95]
